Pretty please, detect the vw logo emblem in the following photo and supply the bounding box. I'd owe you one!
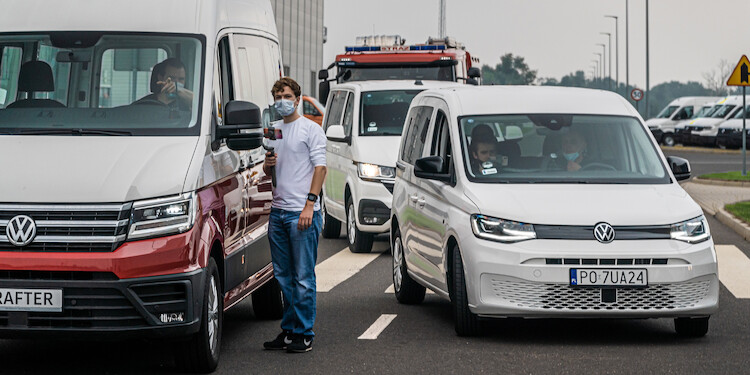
[6,215,37,247]
[594,222,615,244]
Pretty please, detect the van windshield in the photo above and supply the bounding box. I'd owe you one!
[459,114,670,184]
[732,105,750,119]
[359,89,421,136]
[656,105,679,118]
[693,105,714,118]
[0,32,203,136]
[711,104,736,118]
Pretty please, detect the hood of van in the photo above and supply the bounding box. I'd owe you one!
[688,117,725,127]
[645,118,671,127]
[464,183,701,226]
[719,119,744,129]
[352,136,402,167]
[0,136,198,203]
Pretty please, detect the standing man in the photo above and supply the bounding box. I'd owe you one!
[262,77,327,353]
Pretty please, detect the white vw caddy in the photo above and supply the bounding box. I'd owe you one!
[390,86,719,337]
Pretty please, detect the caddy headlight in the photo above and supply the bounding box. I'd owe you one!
[357,162,396,181]
[128,192,198,241]
[670,215,710,244]
[471,214,536,243]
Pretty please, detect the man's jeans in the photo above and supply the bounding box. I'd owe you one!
[268,208,322,337]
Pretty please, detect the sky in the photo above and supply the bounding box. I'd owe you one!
[323,0,750,89]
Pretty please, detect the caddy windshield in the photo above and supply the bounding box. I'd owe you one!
[359,89,420,136]
[459,114,670,184]
[0,32,204,136]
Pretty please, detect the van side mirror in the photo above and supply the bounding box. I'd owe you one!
[318,69,329,80]
[218,100,264,151]
[468,67,481,79]
[666,156,691,181]
[414,156,452,182]
[319,81,331,104]
[326,124,349,143]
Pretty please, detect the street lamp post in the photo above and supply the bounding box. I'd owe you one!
[605,15,619,94]
[625,0,629,99]
[600,33,612,90]
[596,44,606,86]
[591,61,599,82]
[595,53,603,83]
[646,0,650,117]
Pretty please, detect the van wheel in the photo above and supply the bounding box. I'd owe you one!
[321,197,341,239]
[451,245,480,336]
[346,197,374,253]
[176,258,222,373]
[392,229,426,304]
[251,277,284,320]
[662,133,675,147]
[675,317,709,338]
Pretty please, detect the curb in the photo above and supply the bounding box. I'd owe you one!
[715,208,750,243]
[660,145,742,155]
[692,177,750,188]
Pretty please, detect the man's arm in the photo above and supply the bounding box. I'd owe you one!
[298,166,326,230]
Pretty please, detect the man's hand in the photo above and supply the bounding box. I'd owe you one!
[567,161,582,172]
[158,78,176,95]
[298,202,314,231]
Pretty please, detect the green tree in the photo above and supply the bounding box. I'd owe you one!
[481,53,537,85]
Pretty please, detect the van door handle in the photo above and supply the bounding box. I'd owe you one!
[331,145,341,152]
[396,161,406,171]
[417,197,426,208]
[409,195,419,204]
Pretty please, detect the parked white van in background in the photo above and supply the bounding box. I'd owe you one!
[321,80,459,252]
[681,95,744,146]
[716,103,750,149]
[0,0,284,372]
[647,96,720,146]
[390,86,718,337]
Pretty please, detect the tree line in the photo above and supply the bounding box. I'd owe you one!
[481,53,740,118]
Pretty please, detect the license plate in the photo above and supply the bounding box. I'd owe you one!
[0,288,63,312]
[570,269,647,287]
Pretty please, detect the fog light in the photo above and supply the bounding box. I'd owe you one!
[160,312,185,323]
[363,217,379,224]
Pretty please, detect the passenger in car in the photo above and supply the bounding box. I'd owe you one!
[468,124,499,175]
[134,58,193,109]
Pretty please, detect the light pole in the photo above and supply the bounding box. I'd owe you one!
[600,31,612,91]
[591,61,599,82]
[596,44,606,85]
[595,53,603,83]
[605,15,619,93]
[646,0,650,117]
[625,0,629,99]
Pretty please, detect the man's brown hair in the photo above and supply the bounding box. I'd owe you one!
[271,77,301,98]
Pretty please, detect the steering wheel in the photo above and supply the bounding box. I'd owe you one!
[133,98,168,107]
[580,162,617,171]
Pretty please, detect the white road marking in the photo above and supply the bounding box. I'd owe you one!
[384,284,434,294]
[358,314,397,340]
[315,247,380,292]
[716,244,750,299]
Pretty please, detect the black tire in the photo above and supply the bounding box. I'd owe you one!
[346,196,374,253]
[662,133,675,147]
[451,245,480,336]
[675,317,709,338]
[321,197,341,239]
[176,258,222,373]
[251,277,284,320]
[392,229,426,304]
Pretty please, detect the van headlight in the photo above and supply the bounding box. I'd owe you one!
[471,214,536,243]
[357,162,396,181]
[128,192,198,241]
[670,215,710,244]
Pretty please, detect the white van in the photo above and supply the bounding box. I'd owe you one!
[716,103,750,149]
[646,96,720,146]
[682,95,745,146]
[0,0,284,372]
[320,80,460,252]
[390,86,718,337]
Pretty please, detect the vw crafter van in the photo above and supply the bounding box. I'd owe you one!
[0,0,285,372]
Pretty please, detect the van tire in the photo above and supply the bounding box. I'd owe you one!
[451,245,480,336]
[176,258,222,373]
[674,317,709,338]
[392,229,426,304]
[251,277,284,320]
[321,197,341,239]
[662,133,675,147]
[346,197,374,253]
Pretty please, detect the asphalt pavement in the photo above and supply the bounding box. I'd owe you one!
[2,149,750,374]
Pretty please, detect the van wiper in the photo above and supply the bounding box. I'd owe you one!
[14,128,132,136]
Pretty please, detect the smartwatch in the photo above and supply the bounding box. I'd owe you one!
[307,193,318,203]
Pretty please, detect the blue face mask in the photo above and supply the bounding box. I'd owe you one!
[563,152,579,162]
[274,99,296,117]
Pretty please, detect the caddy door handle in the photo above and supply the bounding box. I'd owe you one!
[409,195,419,203]
[417,197,426,208]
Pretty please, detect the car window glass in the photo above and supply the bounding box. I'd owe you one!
[234,34,278,114]
[304,99,320,116]
[402,106,433,164]
[429,110,451,173]
[98,48,167,108]
[0,46,22,108]
[359,90,420,136]
[342,92,354,136]
[324,90,346,131]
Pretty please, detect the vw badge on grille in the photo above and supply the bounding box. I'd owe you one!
[6,215,37,247]
[594,222,615,243]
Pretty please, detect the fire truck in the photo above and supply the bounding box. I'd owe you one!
[318,35,481,102]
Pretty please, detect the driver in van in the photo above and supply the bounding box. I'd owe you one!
[135,58,193,109]
[560,130,587,171]
[468,124,499,175]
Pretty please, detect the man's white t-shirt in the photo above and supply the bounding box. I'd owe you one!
[268,116,327,211]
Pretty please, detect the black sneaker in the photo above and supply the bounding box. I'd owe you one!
[286,335,313,353]
[263,331,293,350]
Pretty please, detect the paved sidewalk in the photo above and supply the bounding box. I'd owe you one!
[682,180,750,241]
